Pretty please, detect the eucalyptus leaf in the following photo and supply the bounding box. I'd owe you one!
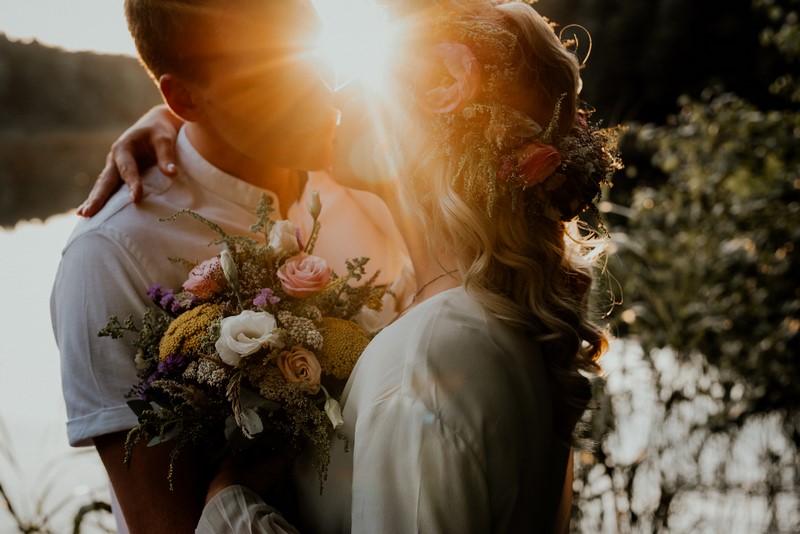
[127,399,153,418]
[147,422,183,447]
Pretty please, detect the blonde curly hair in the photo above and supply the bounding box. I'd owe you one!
[396,0,609,444]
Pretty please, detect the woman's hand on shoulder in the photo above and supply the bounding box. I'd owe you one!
[77,104,183,217]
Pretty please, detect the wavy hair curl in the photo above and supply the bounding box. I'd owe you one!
[398,1,609,444]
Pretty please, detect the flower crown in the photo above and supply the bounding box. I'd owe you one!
[412,6,623,221]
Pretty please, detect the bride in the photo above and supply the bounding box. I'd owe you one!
[87,0,618,532]
[201,1,618,531]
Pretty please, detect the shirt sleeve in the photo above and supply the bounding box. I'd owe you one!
[196,486,300,534]
[50,229,151,446]
[350,396,491,534]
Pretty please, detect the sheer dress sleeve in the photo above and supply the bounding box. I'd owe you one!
[196,486,300,534]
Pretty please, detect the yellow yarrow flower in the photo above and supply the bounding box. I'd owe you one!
[316,317,370,380]
[159,303,222,362]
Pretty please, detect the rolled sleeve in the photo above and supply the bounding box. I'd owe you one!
[51,230,151,446]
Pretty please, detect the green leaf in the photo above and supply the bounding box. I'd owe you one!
[127,400,153,418]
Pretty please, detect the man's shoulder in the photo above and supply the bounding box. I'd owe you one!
[63,169,185,252]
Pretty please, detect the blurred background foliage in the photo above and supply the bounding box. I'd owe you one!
[0,0,798,531]
[612,93,799,418]
[565,0,800,530]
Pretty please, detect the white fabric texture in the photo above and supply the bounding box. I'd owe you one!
[201,287,569,533]
[197,486,300,534]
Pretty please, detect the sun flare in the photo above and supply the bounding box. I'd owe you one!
[311,0,397,90]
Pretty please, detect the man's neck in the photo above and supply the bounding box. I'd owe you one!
[185,124,299,217]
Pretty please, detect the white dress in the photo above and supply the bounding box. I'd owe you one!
[197,287,569,533]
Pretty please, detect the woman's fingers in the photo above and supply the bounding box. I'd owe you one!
[77,105,184,217]
[153,131,179,177]
[112,139,145,202]
[77,153,124,217]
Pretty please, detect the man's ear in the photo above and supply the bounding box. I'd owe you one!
[159,74,203,122]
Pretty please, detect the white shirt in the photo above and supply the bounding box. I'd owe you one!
[52,127,411,447]
[51,127,283,446]
[198,287,569,533]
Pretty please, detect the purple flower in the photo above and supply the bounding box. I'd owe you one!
[138,373,159,400]
[159,289,175,310]
[156,353,186,375]
[147,283,163,302]
[253,288,281,308]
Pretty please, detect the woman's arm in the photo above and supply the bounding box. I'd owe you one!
[552,451,574,534]
[197,449,300,534]
[78,104,183,217]
[197,486,300,534]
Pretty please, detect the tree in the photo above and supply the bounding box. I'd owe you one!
[573,1,800,531]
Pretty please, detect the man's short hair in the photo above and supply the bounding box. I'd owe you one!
[125,0,292,81]
[124,0,207,80]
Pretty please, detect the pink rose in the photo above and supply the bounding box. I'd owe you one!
[515,143,562,188]
[420,42,481,114]
[182,257,225,299]
[277,253,331,298]
[277,346,322,394]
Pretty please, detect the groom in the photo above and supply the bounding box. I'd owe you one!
[51,0,337,531]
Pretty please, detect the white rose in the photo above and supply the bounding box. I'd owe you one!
[215,310,284,366]
[269,220,300,255]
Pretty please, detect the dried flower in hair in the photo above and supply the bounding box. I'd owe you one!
[419,42,481,114]
[515,143,562,188]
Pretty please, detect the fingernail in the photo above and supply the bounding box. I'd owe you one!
[166,162,177,174]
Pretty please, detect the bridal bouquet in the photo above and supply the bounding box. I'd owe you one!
[99,193,384,487]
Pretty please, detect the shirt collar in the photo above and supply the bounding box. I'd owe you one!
[175,126,280,212]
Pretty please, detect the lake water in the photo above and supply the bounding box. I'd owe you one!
[0,213,113,533]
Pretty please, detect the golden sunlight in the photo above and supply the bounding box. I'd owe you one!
[311,0,397,90]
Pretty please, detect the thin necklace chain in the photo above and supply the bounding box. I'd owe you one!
[396,268,459,319]
[412,269,459,302]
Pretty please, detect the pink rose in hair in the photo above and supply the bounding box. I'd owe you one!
[515,143,562,188]
[182,257,225,299]
[420,42,481,114]
[277,346,322,394]
[277,253,331,298]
